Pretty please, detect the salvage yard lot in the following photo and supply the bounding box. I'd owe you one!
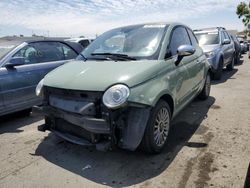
[0,55,250,188]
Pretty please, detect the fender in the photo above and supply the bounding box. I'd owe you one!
[214,51,224,70]
[121,107,151,150]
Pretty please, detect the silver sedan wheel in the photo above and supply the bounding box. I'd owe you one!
[154,107,170,147]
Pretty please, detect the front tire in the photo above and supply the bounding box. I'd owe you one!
[212,59,223,80]
[226,55,234,71]
[140,100,171,154]
[198,73,211,100]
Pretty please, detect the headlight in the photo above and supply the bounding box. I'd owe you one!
[205,51,215,58]
[103,84,130,109]
[36,79,44,97]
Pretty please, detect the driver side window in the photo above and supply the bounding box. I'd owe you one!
[13,45,38,64]
[169,27,191,56]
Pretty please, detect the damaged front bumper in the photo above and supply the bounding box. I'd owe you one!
[34,105,110,134]
[34,87,151,151]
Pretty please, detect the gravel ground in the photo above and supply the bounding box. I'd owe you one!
[0,55,250,188]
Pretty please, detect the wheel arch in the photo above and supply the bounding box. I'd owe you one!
[158,94,174,117]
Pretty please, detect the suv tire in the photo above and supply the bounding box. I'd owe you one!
[140,100,171,154]
[212,59,223,80]
[198,73,211,100]
[226,55,234,71]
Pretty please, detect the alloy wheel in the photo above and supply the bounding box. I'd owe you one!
[153,107,170,147]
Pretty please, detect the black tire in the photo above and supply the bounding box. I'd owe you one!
[234,52,239,64]
[20,108,32,116]
[226,55,234,71]
[140,100,171,154]
[212,59,223,80]
[198,73,211,100]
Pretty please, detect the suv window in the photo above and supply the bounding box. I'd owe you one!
[169,27,191,56]
[79,40,90,48]
[224,31,231,41]
[14,42,65,64]
[220,31,225,42]
[187,29,198,47]
[222,31,230,40]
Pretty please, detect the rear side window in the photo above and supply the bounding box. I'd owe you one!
[187,29,198,47]
[31,42,65,63]
[169,27,191,56]
[57,43,78,60]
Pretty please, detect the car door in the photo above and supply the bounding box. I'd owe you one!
[168,26,200,109]
[187,28,205,91]
[224,31,235,63]
[221,31,231,64]
[1,41,78,113]
[0,44,41,113]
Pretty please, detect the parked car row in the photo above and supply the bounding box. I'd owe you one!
[236,35,248,53]
[194,27,239,80]
[0,22,245,154]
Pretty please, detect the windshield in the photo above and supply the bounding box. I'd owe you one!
[81,24,167,60]
[195,32,220,45]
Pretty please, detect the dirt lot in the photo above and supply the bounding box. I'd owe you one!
[0,55,250,188]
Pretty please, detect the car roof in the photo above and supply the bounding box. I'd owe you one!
[0,37,83,54]
[110,22,193,32]
[65,37,91,42]
[194,27,226,34]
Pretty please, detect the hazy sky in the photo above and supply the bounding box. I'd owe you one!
[0,0,246,37]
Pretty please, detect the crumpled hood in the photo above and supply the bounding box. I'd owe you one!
[200,44,220,53]
[44,60,164,91]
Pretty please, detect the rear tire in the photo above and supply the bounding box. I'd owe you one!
[140,100,171,154]
[212,59,223,80]
[198,73,211,100]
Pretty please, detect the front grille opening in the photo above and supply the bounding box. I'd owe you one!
[55,118,92,141]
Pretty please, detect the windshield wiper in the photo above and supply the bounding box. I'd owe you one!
[91,53,137,60]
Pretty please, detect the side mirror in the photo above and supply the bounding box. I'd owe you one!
[175,45,195,66]
[5,57,25,68]
[222,39,230,45]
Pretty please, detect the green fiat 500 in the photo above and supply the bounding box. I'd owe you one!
[35,22,211,153]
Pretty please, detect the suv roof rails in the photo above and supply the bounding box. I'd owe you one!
[193,27,226,32]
